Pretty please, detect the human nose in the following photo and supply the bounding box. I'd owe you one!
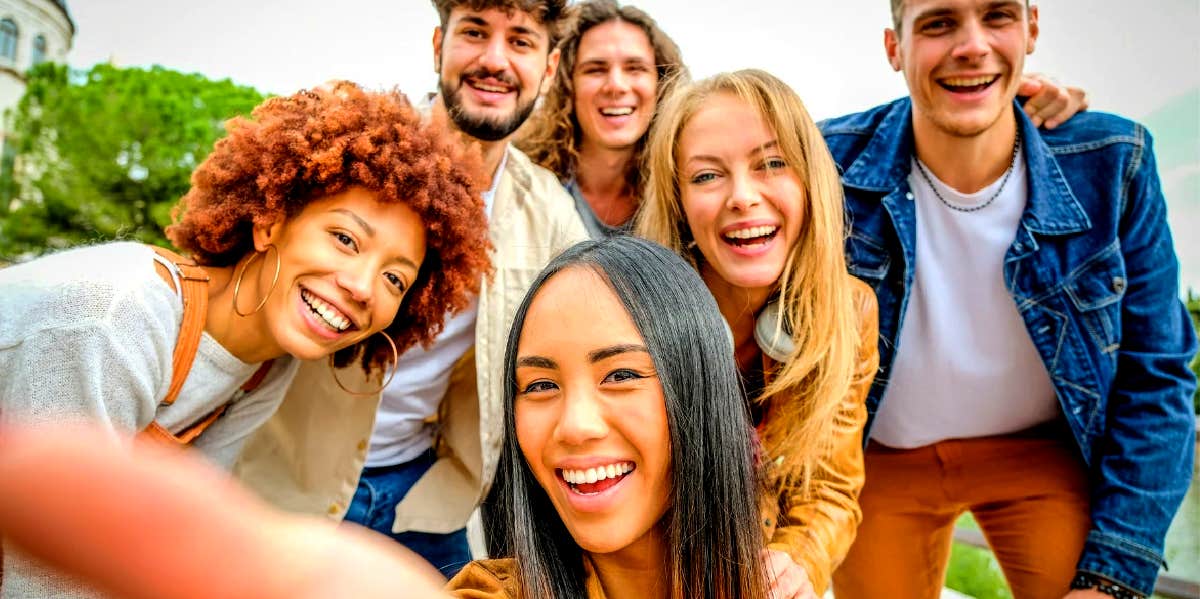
[336,260,375,305]
[601,67,630,95]
[553,385,608,446]
[952,18,990,62]
[726,170,762,211]
[477,36,508,72]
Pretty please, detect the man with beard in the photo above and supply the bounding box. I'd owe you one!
[825,1,1197,598]
[233,0,587,579]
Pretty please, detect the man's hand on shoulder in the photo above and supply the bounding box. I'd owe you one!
[1019,73,1089,130]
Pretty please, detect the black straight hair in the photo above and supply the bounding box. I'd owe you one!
[484,236,768,599]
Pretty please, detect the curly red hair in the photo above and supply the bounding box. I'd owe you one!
[167,81,492,373]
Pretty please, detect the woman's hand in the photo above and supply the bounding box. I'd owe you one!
[763,548,819,599]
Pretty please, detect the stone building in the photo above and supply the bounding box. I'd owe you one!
[0,0,73,120]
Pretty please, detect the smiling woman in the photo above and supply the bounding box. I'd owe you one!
[467,236,769,599]
[0,81,492,598]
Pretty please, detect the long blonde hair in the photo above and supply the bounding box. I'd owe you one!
[635,69,861,490]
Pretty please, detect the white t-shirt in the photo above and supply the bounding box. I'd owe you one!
[365,150,506,467]
[870,148,1060,448]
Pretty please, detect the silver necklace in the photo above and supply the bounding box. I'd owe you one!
[914,129,1021,213]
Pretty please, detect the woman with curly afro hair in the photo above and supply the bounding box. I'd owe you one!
[0,81,491,599]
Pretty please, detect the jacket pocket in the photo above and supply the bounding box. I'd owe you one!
[846,232,891,283]
[1064,242,1126,354]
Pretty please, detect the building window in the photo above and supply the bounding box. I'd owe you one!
[0,19,17,62]
[31,34,45,66]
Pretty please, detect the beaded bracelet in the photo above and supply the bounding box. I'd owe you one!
[1069,572,1142,599]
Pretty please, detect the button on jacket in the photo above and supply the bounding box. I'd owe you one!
[821,98,1197,595]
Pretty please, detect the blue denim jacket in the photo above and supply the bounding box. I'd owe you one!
[821,98,1197,595]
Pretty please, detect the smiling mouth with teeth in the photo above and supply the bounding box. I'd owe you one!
[559,462,635,495]
[600,107,634,116]
[723,225,779,247]
[469,80,512,94]
[301,288,353,333]
[939,75,1000,93]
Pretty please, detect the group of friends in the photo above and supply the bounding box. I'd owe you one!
[0,0,1195,598]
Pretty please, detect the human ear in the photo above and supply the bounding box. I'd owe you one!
[1026,5,1039,54]
[432,27,444,74]
[541,48,562,96]
[251,218,284,253]
[884,29,902,71]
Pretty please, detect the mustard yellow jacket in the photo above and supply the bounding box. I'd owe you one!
[758,277,880,595]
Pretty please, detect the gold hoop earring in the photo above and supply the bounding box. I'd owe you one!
[330,332,400,397]
[232,244,281,317]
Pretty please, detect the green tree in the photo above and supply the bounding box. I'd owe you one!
[0,63,265,260]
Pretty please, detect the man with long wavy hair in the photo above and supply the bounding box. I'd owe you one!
[518,0,686,238]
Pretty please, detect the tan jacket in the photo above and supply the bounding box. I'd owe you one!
[233,147,588,533]
[759,277,880,595]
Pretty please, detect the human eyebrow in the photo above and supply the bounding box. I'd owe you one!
[331,208,376,237]
[684,154,721,167]
[510,24,544,41]
[588,344,649,363]
[458,15,490,28]
[911,6,955,23]
[987,0,1024,11]
[751,140,781,155]
[577,58,610,69]
[517,356,557,369]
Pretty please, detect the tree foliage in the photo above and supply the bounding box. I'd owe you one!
[0,63,265,260]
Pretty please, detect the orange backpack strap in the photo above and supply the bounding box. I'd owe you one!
[139,247,274,447]
[150,246,210,407]
[139,246,210,447]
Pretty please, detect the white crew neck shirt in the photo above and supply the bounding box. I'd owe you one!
[869,147,1060,448]
[365,149,507,467]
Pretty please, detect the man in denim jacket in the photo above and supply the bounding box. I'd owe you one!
[825,2,1197,599]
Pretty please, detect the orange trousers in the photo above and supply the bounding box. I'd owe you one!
[832,431,1091,599]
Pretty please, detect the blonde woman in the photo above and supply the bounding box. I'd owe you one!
[636,69,878,598]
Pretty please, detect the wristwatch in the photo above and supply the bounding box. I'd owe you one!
[1070,572,1143,599]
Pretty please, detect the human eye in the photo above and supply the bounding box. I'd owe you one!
[689,171,718,185]
[920,18,953,33]
[762,156,788,171]
[521,379,558,395]
[461,27,485,40]
[602,368,646,384]
[512,36,535,50]
[384,272,408,293]
[331,230,358,252]
[984,9,1017,25]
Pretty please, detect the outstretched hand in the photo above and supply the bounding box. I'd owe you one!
[0,425,448,599]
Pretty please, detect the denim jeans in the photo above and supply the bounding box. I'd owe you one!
[344,448,471,578]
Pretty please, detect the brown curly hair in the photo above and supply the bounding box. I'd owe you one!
[167,81,493,374]
[517,0,687,194]
[431,0,570,47]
